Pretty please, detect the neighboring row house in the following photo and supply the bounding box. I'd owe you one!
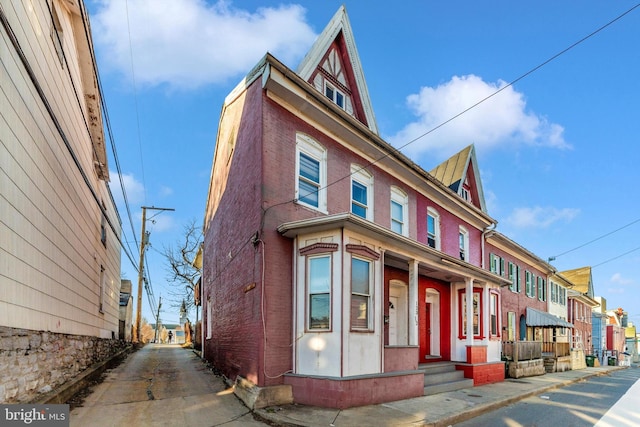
[202,7,600,409]
[1,0,123,403]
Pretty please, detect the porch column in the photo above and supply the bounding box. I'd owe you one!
[408,259,419,346]
[466,277,474,345]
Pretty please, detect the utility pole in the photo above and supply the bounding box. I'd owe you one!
[154,296,162,344]
[134,206,175,343]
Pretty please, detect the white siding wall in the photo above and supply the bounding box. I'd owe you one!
[1,0,121,337]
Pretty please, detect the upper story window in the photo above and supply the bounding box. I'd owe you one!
[296,134,326,211]
[325,82,345,109]
[509,262,521,293]
[537,276,546,302]
[351,165,373,220]
[490,254,504,276]
[427,208,440,250]
[50,2,65,66]
[525,271,535,298]
[308,255,331,330]
[390,186,408,236]
[459,226,469,261]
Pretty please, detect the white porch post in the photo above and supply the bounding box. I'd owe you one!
[466,277,474,345]
[409,259,419,346]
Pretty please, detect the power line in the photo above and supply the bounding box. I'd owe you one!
[549,217,640,261]
[593,246,640,269]
[270,2,640,214]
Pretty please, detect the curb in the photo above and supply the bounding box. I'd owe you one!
[430,368,622,427]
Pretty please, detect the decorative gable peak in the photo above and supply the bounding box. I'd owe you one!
[297,6,378,134]
[430,144,487,213]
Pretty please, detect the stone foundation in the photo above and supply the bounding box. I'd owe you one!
[507,359,545,379]
[0,327,129,403]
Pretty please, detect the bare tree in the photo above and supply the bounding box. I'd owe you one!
[162,219,202,318]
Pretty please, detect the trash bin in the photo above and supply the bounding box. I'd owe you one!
[585,355,595,367]
[608,356,617,366]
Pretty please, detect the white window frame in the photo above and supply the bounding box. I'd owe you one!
[459,226,469,261]
[427,207,441,250]
[350,165,373,221]
[390,186,408,236]
[307,255,332,331]
[295,134,327,212]
[350,256,373,331]
[324,81,345,109]
[525,271,535,298]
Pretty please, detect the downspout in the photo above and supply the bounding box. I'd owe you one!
[481,222,497,270]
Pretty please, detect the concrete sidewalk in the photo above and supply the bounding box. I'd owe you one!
[255,365,628,427]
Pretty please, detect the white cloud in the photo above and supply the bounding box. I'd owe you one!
[505,206,580,229]
[159,186,174,197]
[387,75,571,160]
[610,273,633,286]
[110,171,145,207]
[92,0,317,89]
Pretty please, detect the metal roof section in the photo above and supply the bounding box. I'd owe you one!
[296,6,379,134]
[430,144,487,213]
[558,266,594,297]
[526,307,574,328]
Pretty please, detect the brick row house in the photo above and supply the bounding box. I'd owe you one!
[202,7,589,408]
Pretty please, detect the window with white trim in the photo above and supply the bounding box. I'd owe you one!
[537,276,546,301]
[427,208,440,250]
[308,255,331,330]
[351,165,373,220]
[525,271,535,298]
[325,81,345,109]
[459,226,469,261]
[296,134,326,211]
[390,186,408,236]
[490,254,505,276]
[350,257,372,330]
[490,292,500,337]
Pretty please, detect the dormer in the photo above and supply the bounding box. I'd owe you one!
[430,145,487,213]
[297,6,378,135]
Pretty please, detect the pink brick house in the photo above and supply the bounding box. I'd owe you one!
[202,6,511,409]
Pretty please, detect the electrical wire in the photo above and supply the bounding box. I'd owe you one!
[550,217,640,260]
[265,2,640,216]
[593,246,640,269]
[124,0,148,204]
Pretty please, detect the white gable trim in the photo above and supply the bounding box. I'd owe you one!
[297,6,378,135]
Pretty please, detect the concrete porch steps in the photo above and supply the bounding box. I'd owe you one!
[420,362,474,396]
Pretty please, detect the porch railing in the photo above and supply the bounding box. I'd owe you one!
[542,341,570,357]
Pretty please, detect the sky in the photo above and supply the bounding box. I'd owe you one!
[86,1,640,327]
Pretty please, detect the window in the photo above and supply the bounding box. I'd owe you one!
[459,288,483,338]
[560,287,566,305]
[490,254,504,276]
[308,255,331,330]
[490,292,500,337]
[99,265,105,313]
[296,134,326,211]
[100,201,107,248]
[525,271,535,298]
[325,82,345,109]
[537,277,546,301]
[351,257,372,330]
[50,2,64,66]
[427,208,440,249]
[390,186,408,236]
[508,262,518,292]
[551,281,557,303]
[351,165,373,220]
[459,227,469,261]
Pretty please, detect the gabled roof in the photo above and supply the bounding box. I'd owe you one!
[559,266,594,297]
[430,144,487,213]
[297,6,378,134]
